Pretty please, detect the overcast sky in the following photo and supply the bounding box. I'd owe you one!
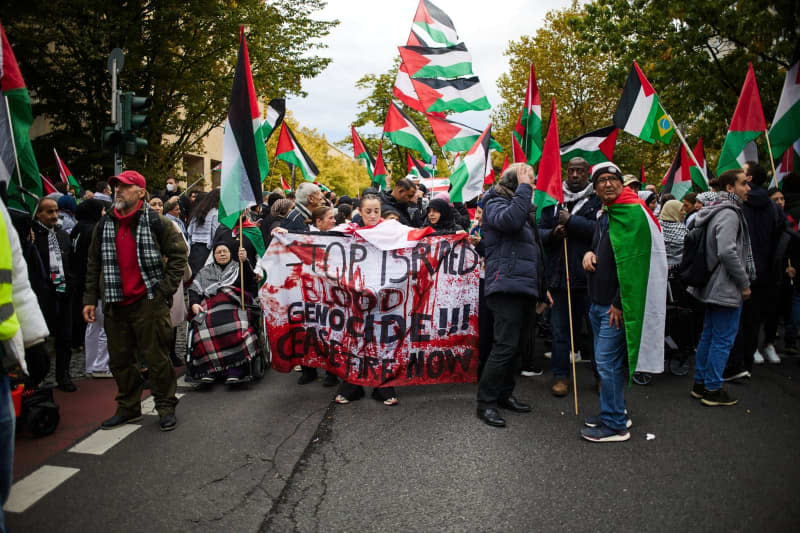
[288,0,573,146]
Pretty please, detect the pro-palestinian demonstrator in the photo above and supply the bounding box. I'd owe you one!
[581,163,666,442]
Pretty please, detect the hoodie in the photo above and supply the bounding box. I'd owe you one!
[742,183,782,287]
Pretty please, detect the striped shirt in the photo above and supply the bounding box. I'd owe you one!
[187,208,219,249]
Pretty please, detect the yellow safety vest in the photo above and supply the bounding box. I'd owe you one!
[0,210,19,341]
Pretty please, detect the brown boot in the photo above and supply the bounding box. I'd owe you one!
[551,379,569,397]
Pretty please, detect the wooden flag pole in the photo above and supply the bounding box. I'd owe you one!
[563,237,579,415]
[239,215,245,310]
[764,129,779,188]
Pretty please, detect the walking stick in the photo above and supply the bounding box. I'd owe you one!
[563,237,579,415]
[239,216,245,310]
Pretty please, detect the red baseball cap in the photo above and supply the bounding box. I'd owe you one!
[109,170,147,189]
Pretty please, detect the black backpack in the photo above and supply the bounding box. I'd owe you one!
[677,207,732,288]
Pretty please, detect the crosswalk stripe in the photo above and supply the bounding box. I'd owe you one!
[68,424,140,455]
[4,465,80,513]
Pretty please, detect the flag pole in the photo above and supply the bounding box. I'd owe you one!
[763,129,779,188]
[563,237,579,415]
[239,215,245,310]
[661,108,708,186]
[5,95,25,190]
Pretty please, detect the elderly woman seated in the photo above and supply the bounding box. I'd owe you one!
[188,240,259,386]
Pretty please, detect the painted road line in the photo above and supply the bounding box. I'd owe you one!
[68,424,140,455]
[141,392,185,415]
[4,465,80,513]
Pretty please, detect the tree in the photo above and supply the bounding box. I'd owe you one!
[574,0,800,174]
[1,0,337,188]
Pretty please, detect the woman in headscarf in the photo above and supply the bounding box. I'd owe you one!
[265,198,293,248]
[659,199,688,270]
[425,198,464,233]
[188,240,259,386]
[638,190,657,213]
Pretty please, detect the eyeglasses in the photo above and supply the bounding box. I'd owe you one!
[595,176,620,185]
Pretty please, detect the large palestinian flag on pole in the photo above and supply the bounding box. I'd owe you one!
[613,61,674,145]
[534,99,563,217]
[407,0,459,47]
[559,125,618,165]
[258,98,285,143]
[411,76,490,113]
[512,63,543,166]
[399,44,473,79]
[0,23,42,212]
[219,29,269,229]
[605,186,667,379]
[717,62,766,174]
[53,148,82,194]
[383,100,434,163]
[276,123,319,182]
[775,140,800,189]
[426,113,501,153]
[372,140,388,189]
[351,125,375,179]
[768,59,800,160]
[660,145,693,201]
[449,123,491,203]
[394,63,426,113]
[690,137,711,191]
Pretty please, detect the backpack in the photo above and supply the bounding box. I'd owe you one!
[677,207,732,288]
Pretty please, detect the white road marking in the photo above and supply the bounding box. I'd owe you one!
[68,424,140,455]
[4,465,80,513]
[141,392,185,415]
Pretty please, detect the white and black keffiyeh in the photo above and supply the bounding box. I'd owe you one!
[661,221,688,267]
[101,206,164,303]
[191,259,240,299]
[36,221,65,293]
[562,182,594,214]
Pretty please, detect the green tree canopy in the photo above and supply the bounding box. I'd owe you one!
[2,0,337,188]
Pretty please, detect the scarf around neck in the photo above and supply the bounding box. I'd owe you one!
[36,220,65,293]
[192,258,240,299]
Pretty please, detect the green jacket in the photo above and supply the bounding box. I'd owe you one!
[83,203,188,308]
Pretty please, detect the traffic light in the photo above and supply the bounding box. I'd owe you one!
[102,126,123,151]
[119,91,151,155]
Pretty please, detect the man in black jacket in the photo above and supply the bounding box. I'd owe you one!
[281,182,322,232]
[476,163,548,428]
[540,157,601,397]
[33,197,75,391]
[379,178,419,226]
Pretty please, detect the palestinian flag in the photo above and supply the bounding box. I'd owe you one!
[394,63,426,114]
[426,113,502,153]
[449,123,491,202]
[276,122,319,182]
[613,61,674,144]
[511,115,526,163]
[774,140,800,189]
[736,140,759,168]
[372,140,388,189]
[383,100,434,163]
[0,23,42,212]
[407,0,459,48]
[717,62,766,174]
[411,76,490,113]
[53,148,82,194]
[661,145,693,200]
[258,98,285,143]
[407,153,431,178]
[399,44,473,79]
[606,187,667,379]
[559,125,618,165]
[690,137,711,191]
[484,166,495,185]
[219,29,269,229]
[768,59,800,160]
[512,63,543,165]
[313,181,331,193]
[280,175,291,193]
[351,125,375,178]
[501,154,510,173]
[39,173,57,195]
[534,99,563,216]
[235,218,267,259]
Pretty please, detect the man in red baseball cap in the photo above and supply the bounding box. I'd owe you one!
[83,169,187,432]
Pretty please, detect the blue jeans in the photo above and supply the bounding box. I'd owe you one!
[694,304,742,391]
[589,304,628,431]
[550,288,593,378]
[0,375,15,532]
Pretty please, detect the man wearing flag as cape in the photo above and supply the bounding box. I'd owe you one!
[581,162,666,443]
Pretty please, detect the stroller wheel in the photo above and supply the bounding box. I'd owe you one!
[632,372,652,386]
[27,405,60,437]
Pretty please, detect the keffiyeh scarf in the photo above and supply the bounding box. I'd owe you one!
[562,182,594,214]
[36,221,65,293]
[191,259,240,299]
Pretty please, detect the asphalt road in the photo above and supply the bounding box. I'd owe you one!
[6,355,800,532]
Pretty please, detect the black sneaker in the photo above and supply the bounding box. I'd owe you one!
[159,413,177,431]
[701,388,738,406]
[690,382,705,399]
[584,414,632,429]
[581,423,630,442]
[101,413,143,429]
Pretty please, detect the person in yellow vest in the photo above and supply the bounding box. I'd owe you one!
[0,198,49,531]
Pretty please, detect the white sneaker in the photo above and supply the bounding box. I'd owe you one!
[570,351,582,363]
[753,349,765,365]
[544,351,552,359]
[762,345,781,364]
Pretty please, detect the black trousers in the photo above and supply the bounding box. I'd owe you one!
[477,279,494,379]
[477,292,536,408]
[727,286,769,373]
[42,291,73,382]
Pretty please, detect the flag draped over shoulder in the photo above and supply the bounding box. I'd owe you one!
[512,63,543,166]
[351,125,375,179]
[53,148,82,194]
[613,61,673,145]
[768,59,800,160]
[383,100,434,162]
[534,99,563,216]
[0,23,42,212]
[219,29,269,229]
[407,0,459,47]
[605,187,667,379]
[275,122,319,182]
[717,62,766,174]
[448,123,491,203]
[559,126,618,165]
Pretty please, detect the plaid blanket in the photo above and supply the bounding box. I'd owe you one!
[189,287,257,377]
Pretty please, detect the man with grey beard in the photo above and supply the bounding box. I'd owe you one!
[83,170,187,432]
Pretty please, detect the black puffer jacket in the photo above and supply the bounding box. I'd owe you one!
[742,183,782,287]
